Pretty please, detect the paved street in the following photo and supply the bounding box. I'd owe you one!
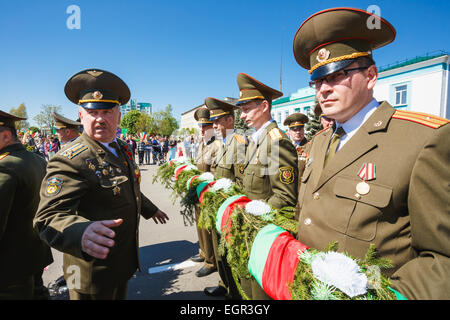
[42,161,222,300]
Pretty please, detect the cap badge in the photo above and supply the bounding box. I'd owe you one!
[316,48,330,63]
[93,91,103,100]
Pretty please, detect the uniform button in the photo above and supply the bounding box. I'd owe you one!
[313,192,320,200]
[304,218,312,226]
[355,193,361,199]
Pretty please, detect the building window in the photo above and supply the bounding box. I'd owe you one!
[304,106,311,114]
[277,112,282,123]
[284,110,289,120]
[395,85,407,106]
[390,81,411,110]
[294,108,300,113]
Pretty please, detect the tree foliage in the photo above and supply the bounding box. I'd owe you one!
[120,104,179,136]
[33,104,62,131]
[9,103,29,131]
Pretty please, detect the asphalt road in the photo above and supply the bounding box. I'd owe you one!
[42,161,222,300]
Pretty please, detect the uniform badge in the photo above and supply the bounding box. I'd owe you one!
[239,164,245,175]
[316,48,330,62]
[279,166,294,184]
[93,91,103,100]
[46,177,63,196]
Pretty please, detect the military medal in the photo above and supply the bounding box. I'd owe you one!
[135,168,141,183]
[113,185,121,195]
[356,162,376,195]
[102,169,109,176]
[356,181,370,195]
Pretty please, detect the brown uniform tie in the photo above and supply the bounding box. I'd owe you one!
[324,126,346,167]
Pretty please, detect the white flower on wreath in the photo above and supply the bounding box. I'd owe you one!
[310,251,368,298]
[211,178,233,192]
[198,172,215,182]
[175,156,188,164]
[182,164,198,172]
[245,200,271,216]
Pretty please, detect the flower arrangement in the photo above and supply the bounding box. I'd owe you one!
[153,158,397,300]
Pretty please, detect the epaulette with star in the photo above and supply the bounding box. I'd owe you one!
[0,152,10,161]
[60,143,88,159]
[392,110,449,129]
[268,127,284,141]
[234,134,246,144]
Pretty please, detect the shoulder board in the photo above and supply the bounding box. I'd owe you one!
[0,152,10,161]
[268,128,283,141]
[392,110,449,129]
[314,127,331,137]
[60,143,88,160]
[234,134,246,144]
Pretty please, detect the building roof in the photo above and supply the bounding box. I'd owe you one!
[378,51,448,73]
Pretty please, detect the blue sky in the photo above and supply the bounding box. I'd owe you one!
[0,0,448,126]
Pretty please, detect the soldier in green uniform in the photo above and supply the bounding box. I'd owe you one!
[0,110,53,300]
[204,97,246,299]
[53,111,81,147]
[314,103,334,130]
[34,69,169,300]
[293,7,450,299]
[284,112,309,181]
[236,73,299,299]
[191,107,220,278]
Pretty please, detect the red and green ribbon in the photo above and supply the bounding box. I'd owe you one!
[174,164,188,179]
[186,175,199,190]
[248,224,309,300]
[215,195,251,241]
[197,181,216,203]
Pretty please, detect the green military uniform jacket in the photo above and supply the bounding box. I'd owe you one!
[0,143,53,287]
[212,131,247,187]
[195,136,220,173]
[297,101,450,299]
[34,132,158,294]
[242,121,298,209]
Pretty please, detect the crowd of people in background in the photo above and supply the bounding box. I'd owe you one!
[19,129,222,168]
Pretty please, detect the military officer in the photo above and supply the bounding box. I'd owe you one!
[53,111,81,147]
[203,97,246,299]
[191,107,220,278]
[293,7,449,299]
[236,73,299,300]
[207,97,247,187]
[284,112,309,181]
[34,68,169,300]
[314,103,335,129]
[0,110,53,299]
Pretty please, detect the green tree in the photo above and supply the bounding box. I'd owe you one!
[9,103,29,131]
[305,102,322,140]
[34,104,62,132]
[234,109,249,132]
[120,109,142,135]
[152,104,179,136]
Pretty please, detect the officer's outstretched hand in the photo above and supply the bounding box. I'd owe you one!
[152,210,169,224]
[81,219,123,259]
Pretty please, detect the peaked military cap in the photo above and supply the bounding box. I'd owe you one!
[293,7,396,80]
[236,73,283,105]
[53,112,82,129]
[283,113,309,128]
[204,97,236,121]
[194,107,213,126]
[0,109,26,128]
[64,68,130,109]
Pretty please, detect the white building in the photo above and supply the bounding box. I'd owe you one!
[179,97,238,130]
[272,52,450,131]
